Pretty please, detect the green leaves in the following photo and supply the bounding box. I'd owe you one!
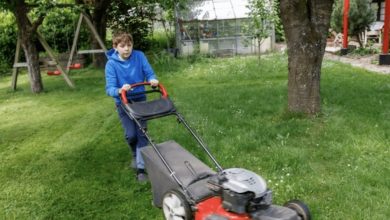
[247,0,280,40]
[0,11,17,75]
[331,0,377,40]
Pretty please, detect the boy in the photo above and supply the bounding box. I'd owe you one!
[105,32,158,182]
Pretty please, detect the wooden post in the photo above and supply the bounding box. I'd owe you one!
[341,0,350,55]
[382,0,390,54]
[380,0,390,65]
[81,12,107,51]
[11,37,22,91]
[66,13,83,73]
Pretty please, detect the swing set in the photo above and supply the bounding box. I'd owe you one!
[11,11,107,90]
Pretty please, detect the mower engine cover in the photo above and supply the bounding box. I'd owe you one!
[220,168,272,214]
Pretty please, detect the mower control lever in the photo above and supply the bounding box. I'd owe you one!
[121,82,168,104]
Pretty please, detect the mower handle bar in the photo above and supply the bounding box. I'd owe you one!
[120,82,168,104]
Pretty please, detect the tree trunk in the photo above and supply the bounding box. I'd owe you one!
[356,34,364,48]
[91,0,110,68]
[13,0,44,93]
[280,0,334,115]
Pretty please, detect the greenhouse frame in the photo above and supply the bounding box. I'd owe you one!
[176,0,275,56]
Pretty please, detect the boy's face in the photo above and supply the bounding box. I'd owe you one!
[115,42,133,60]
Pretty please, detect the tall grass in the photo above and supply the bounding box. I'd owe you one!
[0,54,389,219]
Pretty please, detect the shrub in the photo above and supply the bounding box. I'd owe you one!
[0,11,17,76]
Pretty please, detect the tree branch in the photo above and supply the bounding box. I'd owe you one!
[31,15,45,33]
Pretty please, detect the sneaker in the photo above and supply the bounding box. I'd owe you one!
[137,173,148,182]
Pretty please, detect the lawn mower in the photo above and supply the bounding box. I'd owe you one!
[120,82,311,220]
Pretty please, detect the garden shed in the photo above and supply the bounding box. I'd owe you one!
[176,0,275,56]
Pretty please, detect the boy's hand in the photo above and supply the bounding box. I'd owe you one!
[149,79,159,87]
[118,84,131,94]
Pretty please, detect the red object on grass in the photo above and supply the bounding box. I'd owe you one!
[69,63,82,69]
[47,70,61,76]
[194,197,250,220]
[382,0,390,54]
[342,0,350,49]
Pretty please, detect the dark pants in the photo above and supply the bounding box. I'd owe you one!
[116,100,148,169]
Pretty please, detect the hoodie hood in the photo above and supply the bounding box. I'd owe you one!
[106,48,125,62]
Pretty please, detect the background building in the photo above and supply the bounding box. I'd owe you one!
[176,0,275,56]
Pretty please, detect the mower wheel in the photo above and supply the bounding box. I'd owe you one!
[284,200,311,220]
[162,189,192,220]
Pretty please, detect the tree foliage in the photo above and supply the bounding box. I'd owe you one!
[0,11,17,75]
[247,0,279,43]
[107,0,157,50]
[38,7,88,53]
[331,0,376,47]
[107,0,190,50]
[246,0,279,58]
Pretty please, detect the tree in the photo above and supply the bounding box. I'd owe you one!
[280,0,334,115]
[107,0,158,50]
[247,0,279,59]
[3,0,47,93]
[331,0,376,48]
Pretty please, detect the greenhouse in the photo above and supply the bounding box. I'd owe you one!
[176,0,275,56]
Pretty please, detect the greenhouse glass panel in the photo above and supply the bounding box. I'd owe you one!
[181,0,250,20]
[182,22,199,40]
[176,0,274,56]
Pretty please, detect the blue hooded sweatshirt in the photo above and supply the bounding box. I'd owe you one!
[105,49,157,104]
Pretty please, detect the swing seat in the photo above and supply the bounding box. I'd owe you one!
[47,70,61,76]
[69,63,82,69]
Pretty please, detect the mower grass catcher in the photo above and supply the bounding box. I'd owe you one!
[120,83,311,220]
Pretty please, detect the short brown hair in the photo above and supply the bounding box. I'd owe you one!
[112,32,133,47]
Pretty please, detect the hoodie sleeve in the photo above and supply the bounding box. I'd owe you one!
[105,61,120,97]
[140,52,157,82]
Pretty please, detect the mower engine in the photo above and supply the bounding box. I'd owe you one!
[209,168,273,214]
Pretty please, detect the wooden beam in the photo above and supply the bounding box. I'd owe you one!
[11,37,21,91]
[81,12,107,51]
[66,13,83,73]
[47,60,57,66]
[77,49,105,54]
[13,62,28,68]
[35,31,75,88]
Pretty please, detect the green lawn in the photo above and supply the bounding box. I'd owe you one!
[0,54,389,219]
